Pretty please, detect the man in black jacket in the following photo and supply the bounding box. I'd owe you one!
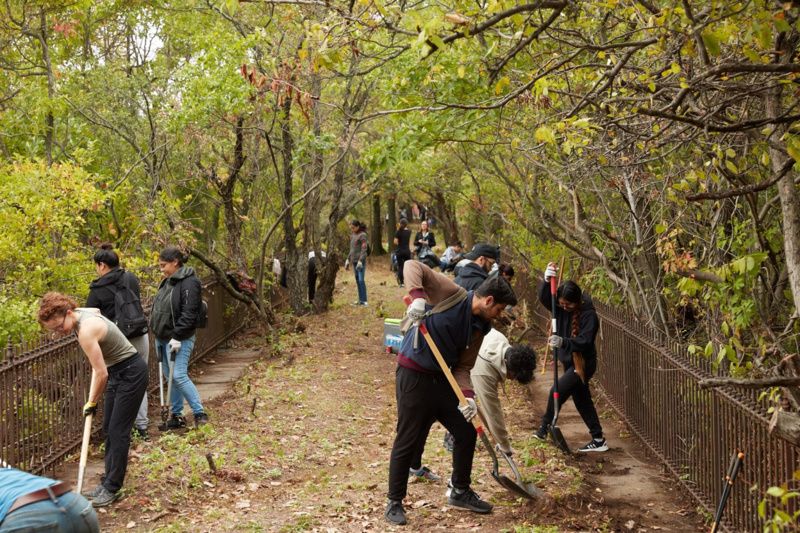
[453,243,499,290]
[86,244,150,440]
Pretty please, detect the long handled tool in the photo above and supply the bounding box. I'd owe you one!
[541,257,565,374]
[159,353,167,423]
[165,347,178,416]
[548,275,571,454]
[418,322,542,500]
[710,450,745,533]
[77,370,97,493]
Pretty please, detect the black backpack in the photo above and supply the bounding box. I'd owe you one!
[196,299,208,329]
[113,272,149,338]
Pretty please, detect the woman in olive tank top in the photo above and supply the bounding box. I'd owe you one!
[38,292,149,508]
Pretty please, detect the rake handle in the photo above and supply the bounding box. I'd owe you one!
[76,370,97,493]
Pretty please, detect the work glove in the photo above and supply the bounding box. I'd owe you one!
[458,398,477,422]
[495,443,514,457]
[406,298,427,323]
[344,258,350,271]
[168,338,182,353]
[356,261,363,270]
[544,262,558,281]
[83,401,97,417]
[548,335,563,348]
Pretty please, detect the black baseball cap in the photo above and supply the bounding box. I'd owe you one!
[464,243,500,261]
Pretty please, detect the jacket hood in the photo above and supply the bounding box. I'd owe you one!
[89,267,125,289]
[458,262,489,281]
[580,293,596,312]
[165,266,196,285]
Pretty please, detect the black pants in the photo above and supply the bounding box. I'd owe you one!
[388,366,476,501]
[540,358,603,439]
[395,250,411,284]
[102,355,149,493]
[308,259,318,302]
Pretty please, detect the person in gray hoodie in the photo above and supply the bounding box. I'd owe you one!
[149,246,208,430]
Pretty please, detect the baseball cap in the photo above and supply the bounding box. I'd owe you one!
[464,243,500,261]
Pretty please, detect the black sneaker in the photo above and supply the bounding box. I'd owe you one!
[443,431,454,452]
[448,487,493,514]
[132,427,149,441]
[533,426,548,441]
[385,499,407,525]
[83,484,104,499]
[91,486,120,508]
[578,438,608,453]
[158,414,187,432]
[194,412,209,428]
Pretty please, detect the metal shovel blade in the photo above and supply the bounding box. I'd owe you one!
[480,432,542,500]
[550,424,571,454]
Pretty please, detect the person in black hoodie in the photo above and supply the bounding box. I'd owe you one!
[534,264,606,452]
[149,246,208,430]
[453,243,499,290]
[86,244,150,440]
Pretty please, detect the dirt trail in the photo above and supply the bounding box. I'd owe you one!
[75,259,705,532]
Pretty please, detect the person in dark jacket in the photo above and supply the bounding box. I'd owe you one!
[149,246,208,430]
[453,243,499,290]
[345,220,369,306]
[534,263,606,452]
[394,218,412,287]
[86,244,150,440]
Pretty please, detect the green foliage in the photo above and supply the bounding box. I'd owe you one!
[759,478,800,532]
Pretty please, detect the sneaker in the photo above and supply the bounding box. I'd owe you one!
[385,499,407,525]
[194,412,209,428]
[443,431,454,452]
[533,427,548,441]
[409,466,440,482]
[91,486,120,508]
[578,438,608,453]
[359,301,369,306]
[158,414,187,432]
[447,487,493,514]
[83,484,104,499]
[132,427,149,441]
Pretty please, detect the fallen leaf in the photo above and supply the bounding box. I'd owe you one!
[235,499,251,509]
[625,520,635,530]
[126,521,136,529]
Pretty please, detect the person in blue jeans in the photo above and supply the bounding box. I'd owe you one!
[149,246,209,430]
[0,468,99,532]
[345,219,369,306]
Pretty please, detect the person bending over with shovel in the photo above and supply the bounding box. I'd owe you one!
[386,261,517,526]
[38,293,149,507]
[533,263,607,453]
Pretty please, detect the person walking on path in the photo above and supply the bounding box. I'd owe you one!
[149,246,209,430]
[393,218,412,287]
[86,244,150,440]
[453,243,499,290]
[413,220,436,257]
[0,468,99,531]
[534,262,607,452]
[385,261,517,525]
[38,293,149,507]
[345,220,369,306]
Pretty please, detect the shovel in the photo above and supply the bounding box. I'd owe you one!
[548,276,571,454]
[159,354,167,423]
[418,322,542,500]
[77,370,97,493]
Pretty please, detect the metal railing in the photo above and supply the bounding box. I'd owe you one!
[519,274,798,532]
[0,281,249,475]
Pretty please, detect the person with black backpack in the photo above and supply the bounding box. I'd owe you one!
[87,244,151,440]
[149,246,209,430]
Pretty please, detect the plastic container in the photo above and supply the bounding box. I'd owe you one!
[384,318,403,354]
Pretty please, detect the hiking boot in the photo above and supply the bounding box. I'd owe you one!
[533,426,548,441]
[385,499,407,525]
[194,412,209,428]
[83,484,104,499]
[132,427,149,441]
[409,466,440,482]
[578,438,608,453]
[447,487,493,514]
[158,414,187,432]
[443,431,454,452]
[91,486,120,508]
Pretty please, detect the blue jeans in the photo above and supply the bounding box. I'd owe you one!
[156,336,205,416]
[0,491,99,532]
[354,264,367,303]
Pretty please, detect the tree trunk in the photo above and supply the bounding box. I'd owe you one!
[37,9,54,166]
[370,193,385,255]
[433,191,460,245]
[386,195,397,251]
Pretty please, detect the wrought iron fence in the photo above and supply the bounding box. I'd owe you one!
[0,281,249,475]
[519,273,799,532]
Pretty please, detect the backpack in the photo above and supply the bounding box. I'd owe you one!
[195,299,208,329]
[113,273,149,338]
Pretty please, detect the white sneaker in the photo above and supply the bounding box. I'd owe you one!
[578,438,608,453]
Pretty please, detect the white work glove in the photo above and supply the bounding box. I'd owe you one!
[544,262,558,281]
[344,258,350,270]
[495,443,514,457]
[406,298,427,322]
[548,335,563,348]
[356,260,363,270]
[168,338,182,353]
[458,398,477,422]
